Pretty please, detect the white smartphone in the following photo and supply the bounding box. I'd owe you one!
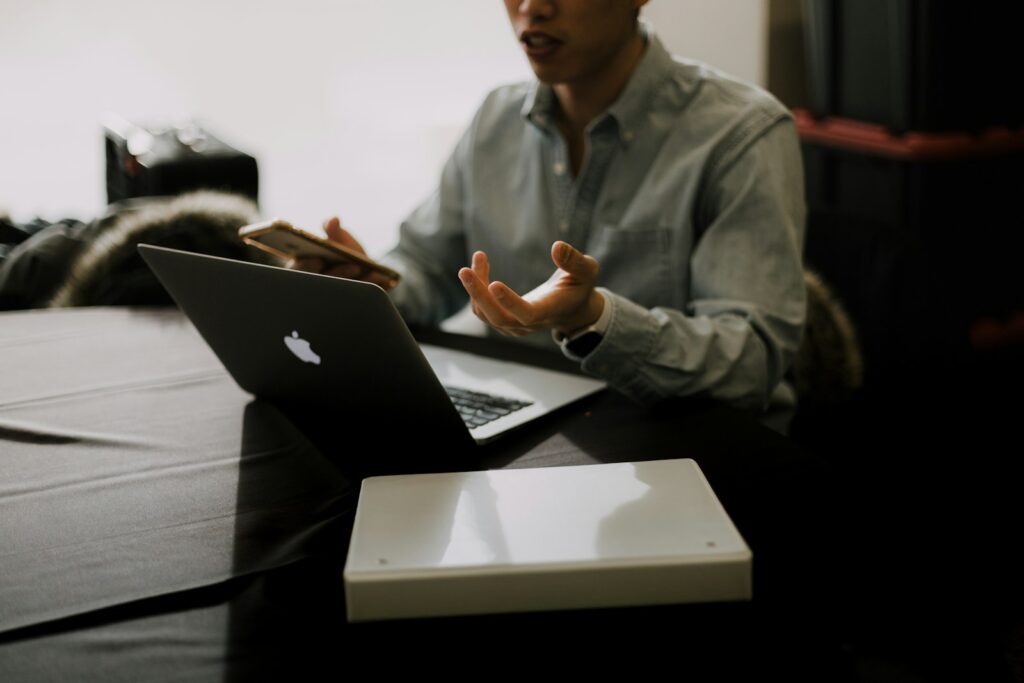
[239,219,401,284]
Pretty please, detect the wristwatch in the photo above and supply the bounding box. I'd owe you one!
[562,325,604,357]
[556,290,611,358]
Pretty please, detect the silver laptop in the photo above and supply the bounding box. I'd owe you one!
[138,244,605,454]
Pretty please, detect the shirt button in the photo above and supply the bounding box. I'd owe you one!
[622,130,634,142]
[552,161,566,176]
[559,219,569,233]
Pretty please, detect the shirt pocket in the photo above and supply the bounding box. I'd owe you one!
[586,223,678,309]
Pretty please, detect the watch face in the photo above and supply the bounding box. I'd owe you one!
[566,331,603,357]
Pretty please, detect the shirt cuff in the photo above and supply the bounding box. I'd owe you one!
[577,289,665,405]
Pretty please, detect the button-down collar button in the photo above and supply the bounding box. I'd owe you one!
[552,161,566,176]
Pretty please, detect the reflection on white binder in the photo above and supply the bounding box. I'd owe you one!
[343,458,751,622]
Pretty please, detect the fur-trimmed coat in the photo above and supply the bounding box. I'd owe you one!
[0,191,273,309]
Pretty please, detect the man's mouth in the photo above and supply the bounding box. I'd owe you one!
[520,31,563,57]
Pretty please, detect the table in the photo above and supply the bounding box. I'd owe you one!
[0,307,846,679]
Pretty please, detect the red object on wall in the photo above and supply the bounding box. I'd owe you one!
[793,108,1024,161]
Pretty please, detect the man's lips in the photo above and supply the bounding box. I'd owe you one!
[520,30,563,58]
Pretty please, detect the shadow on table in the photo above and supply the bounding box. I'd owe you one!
[217,393,856,680]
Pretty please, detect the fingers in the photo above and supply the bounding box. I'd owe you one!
[322,262,365,279]
[319,216,397,288]
[459,267,532,336]
[287,256,324,273]
[288,254,393,289]
[288,252,358,279]
[472,251,489,284]
[551,241,599,281]
[289,256,357,279]
[458,245,601,336]
[323,216,343,242]
[323,216,368,255]
[365,271,399,290]
[321,263,397,290]
[489,281,537,325]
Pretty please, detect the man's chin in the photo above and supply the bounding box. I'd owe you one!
[527,62,573,86]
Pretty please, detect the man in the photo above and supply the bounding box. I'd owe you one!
[300,0,806,432]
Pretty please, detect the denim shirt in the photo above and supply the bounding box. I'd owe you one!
[381,28,807,431]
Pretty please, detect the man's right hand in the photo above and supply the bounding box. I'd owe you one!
[286,216,397,289]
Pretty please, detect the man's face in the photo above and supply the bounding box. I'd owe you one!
[504,0,646,86]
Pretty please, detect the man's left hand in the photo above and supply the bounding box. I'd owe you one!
[458,241,604,337]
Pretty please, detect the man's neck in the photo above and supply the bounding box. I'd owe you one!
[552,29,647,137]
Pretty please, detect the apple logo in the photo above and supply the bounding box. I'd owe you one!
[283,330,321,365]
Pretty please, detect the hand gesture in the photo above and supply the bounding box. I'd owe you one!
[458,241,604,336]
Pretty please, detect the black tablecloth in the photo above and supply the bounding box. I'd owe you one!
[0,307,851,679]
[0,309,358,632]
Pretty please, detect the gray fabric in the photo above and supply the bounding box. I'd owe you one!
[380,26,806,431]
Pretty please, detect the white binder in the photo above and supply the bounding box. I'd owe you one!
[343,458,751,622]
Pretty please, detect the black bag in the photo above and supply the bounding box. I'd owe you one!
[104,117,259,204]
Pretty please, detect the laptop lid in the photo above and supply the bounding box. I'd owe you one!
[138,244,474,453]
[137,245,604,454]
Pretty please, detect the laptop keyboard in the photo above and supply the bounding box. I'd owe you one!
[444,386,533,430]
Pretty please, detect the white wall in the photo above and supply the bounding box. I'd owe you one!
[0,0,766,256]
[647,0,767,87]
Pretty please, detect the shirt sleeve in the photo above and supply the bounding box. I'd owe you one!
[567,118,807,412]
[377,126,473,326]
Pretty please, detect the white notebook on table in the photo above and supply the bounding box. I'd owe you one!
[343,458,751,622]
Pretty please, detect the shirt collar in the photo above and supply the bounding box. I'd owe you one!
[521,22,675,143]
[521,77,557,131]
